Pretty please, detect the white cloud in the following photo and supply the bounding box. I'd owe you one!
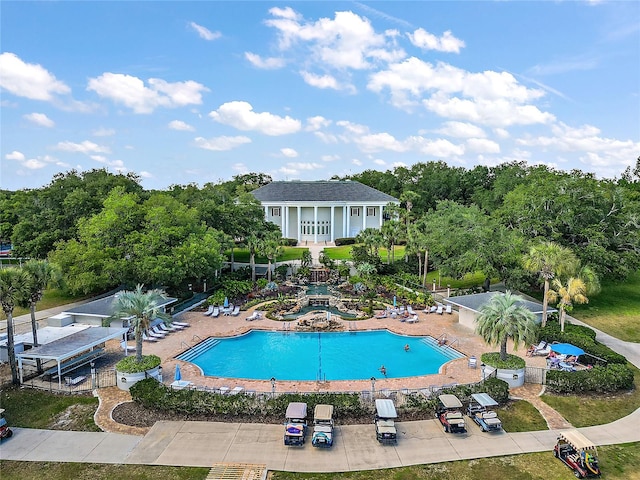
[168,120,195,131]
[280,147,298,158]
[92,127,115,137]
[189,21,221,41]
[283,162,322,170]
[408,137,465,157]
[466,138,501,154]
[53,140,111,154]
[265,8,404,70]
[355,132,408,153]
[407,28,465,53]
[435,121,486,138]
[194,135,252,151]
[139,171,153,178]
[306,116,332,131]
[23,112,55,127]
[300,71,340,90]
[321,154,340,162]
[373,158,386,165]
[0,52,70,101]
[91,155,125,168]
[352,158,363,166]
[494,128,510,139]
[22,158,47,170]
[5,151,25,161]
[314,132,339,143]
[244,52,286,69]
[209,101,301,135]
[87,73,209,114]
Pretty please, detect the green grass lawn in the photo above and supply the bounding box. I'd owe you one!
[1,288,87,320]
[2,443,638,480]
[541,365,640,427]
[571,271,640,342]
[497,400,548,432]
[227,246,308,264]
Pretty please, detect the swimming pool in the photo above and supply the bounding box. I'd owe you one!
[178,330,463,381]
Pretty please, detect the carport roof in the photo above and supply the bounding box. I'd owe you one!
[64,294,177,317]
[445,291,556,314]
[16,327,128,363]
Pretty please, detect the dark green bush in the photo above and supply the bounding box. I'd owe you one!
[481,352,526,370]
[546,364,634,394]
[334,237,355,246]
[115,355,161,373]
[283,238,298,246]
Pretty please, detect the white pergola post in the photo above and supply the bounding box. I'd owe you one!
[297,206,301,242]
[362,205,366,232]
[346,206,350,237]
[313,206,318,244]
[379,205,383,227]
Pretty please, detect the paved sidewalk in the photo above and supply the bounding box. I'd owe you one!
[2,407,639,471]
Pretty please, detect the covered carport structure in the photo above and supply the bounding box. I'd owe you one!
[16,326,129,388]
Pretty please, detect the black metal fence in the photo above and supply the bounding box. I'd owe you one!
[21,367,117,394]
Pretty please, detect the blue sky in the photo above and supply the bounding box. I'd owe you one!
[1,1,639,191]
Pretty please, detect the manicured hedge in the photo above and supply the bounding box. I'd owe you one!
[546,364,634,394]
[481,352,526,370]
[334,237,356,246]
[115,355,161,373]
[283,238,298,246]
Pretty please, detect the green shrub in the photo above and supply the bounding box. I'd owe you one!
[115,355,161,373]
[539,322,626,365]
[546,364,634,394]
[335,237,355,246]
[283,238,298,246]
[481,352,526,370]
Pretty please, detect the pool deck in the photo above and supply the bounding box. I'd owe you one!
[114,306,548,395]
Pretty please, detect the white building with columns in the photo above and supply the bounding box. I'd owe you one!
[251,180,399,244]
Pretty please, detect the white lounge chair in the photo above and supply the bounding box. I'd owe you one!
[143,331,160,342]
[211,307,220,318]
[150,326,167,337]
[429,306,437,313]
[204,305,214,316]
[65,375,87,386]
[436,305,443,314]
[172,320,190,327]
[406,315,419,323]
[246,311,262,321]
[407,306,416,315]
[228,386,244,395]
[120,341,136,353]
[468,356,477,369]
[445,305,452,314]
[231,306,240,316]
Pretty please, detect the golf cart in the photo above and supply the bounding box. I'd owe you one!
[467,393,502,432]
[0,409,12,440]
[436,394,466,433]
[374,398,398,444]
[284,402,307,446]
[554,430,601,478]
[311,404,334,448]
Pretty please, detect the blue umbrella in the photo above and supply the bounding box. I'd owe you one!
[174,364,182,381]
[223,297,229,308]
[550,343,585,357]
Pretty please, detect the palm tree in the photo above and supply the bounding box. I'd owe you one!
[261,231,283,282]
[522,241,578,327]
[356,228,384,258]
[112,285,170,363]
[0,268,30,384]
[22,260,60,373]
[245,234,261,282]
[547,266,599,332]
[381,220,403,264]
[475,291,537,361]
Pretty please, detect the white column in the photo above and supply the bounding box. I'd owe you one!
[297,206,301,242]
[314,206,318,243]
[330,205,335,241]
[346,206,350,237]
[379,205,383,228]
[362,205,366,231]
[264,206,268,221]
[281,204,286,236]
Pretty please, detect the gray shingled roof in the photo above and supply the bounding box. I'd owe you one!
[445,291,556,314]
[65,294,177,317]
[251,181,398,203]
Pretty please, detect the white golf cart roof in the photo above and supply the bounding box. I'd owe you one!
[558,430,598,453]
[375,399,398,418]
[285,402,308,420]
[470,393,499,407]
[314,404,334,421]
[438,394,463,409]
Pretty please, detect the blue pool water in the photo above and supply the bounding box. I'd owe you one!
[180,330,462,381]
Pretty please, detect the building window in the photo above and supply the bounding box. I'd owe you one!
[350,207,360,216]
[367,207,376,216]
[270,207,281,217]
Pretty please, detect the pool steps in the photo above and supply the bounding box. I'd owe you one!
[177,338,220,363]
[420,338,464,361]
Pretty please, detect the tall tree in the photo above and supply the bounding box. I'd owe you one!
[111,285,170,363]
[22,260,60,372]
[0,268,30,384]
[246,234,261,282]
[522,241,579,327]
[261,231,283,282]
[381,220,403,264]
[475,291,537,361]
[548,265,600,332]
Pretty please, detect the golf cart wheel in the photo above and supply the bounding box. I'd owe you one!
[574,471,583,478]
[553,449,559,458]
[6,429,12,438]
